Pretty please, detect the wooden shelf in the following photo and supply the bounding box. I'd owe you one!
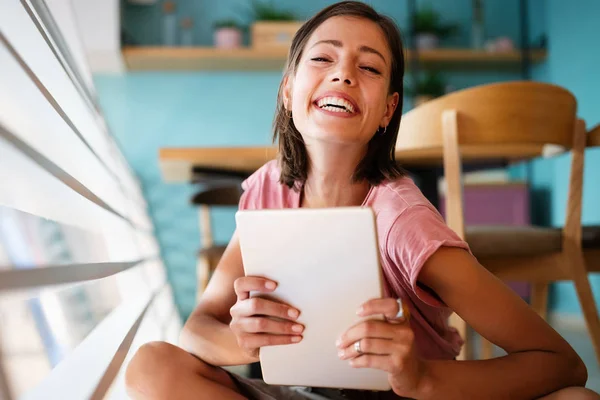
[122,46,547,72]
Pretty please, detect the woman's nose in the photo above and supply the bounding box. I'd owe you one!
[332,76,352,85]
[331,63,355,86]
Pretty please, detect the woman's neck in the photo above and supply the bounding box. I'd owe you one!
[300,143,370,208]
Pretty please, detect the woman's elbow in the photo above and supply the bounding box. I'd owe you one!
[564,349,588,387]
[178,320,199,353]
[572,356,588,387]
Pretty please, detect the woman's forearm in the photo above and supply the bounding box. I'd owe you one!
[179,314,258,367]
[415,351,587,400]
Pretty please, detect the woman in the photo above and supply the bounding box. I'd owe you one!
[125,2,598,399]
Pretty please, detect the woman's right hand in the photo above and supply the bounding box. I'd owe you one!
[229,276,304,360]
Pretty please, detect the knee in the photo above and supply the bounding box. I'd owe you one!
[545,387,600,400]
[125,341,181,399]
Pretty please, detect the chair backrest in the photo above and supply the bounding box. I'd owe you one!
[398,81,577,151]
[191,185,243,206]
[588,124,600,147]
[397,82,584,247]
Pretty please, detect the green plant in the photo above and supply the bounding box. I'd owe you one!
[412,6,458,38]
[407,72,447,98]
[213,19,244,30]
[247,0,296,21]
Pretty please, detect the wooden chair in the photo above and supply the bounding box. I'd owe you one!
[191,185,243,299]
[523,123,600,357]
[397,81,600,364]
[588,124,600,147]
[522,123,600,346]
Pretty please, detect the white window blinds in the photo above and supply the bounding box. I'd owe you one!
[0,1,180,399]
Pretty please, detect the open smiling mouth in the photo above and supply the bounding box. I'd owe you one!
[315,97,357,114]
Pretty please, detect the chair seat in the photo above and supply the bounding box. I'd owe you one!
[467,226,561,258]
[199,245,227,259]
[582,226,600,249]
[466,225,600,258]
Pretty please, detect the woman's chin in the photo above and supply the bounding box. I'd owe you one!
[305,129,366,146]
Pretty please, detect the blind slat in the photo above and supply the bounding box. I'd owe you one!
[0,260,144,292]
[21,287,159,400]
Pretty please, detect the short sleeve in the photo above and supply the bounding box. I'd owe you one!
[386,205,470,307]
[238,173,260,211]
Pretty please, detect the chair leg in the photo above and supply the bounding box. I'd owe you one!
[480,337,494,359]
[564,249,600,366]
[197,254,210,302]
[531,283,550,320]
[450,313,472,360]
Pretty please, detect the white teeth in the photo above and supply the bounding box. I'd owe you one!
[316,96,355,113]
[322,105,346,113]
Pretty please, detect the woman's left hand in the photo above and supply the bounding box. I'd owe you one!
[336,298,428,398]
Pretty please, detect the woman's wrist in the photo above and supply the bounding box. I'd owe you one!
[410,360,436,400]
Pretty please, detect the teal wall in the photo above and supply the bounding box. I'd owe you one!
[510,0,600,314]
[100,0,546,319]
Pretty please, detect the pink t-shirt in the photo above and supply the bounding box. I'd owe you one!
[238,160,469,360]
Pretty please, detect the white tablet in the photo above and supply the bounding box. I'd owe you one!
[236,207,391,391]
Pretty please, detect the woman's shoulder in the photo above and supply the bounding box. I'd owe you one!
[240,160,295,210]
[371,177,469,256]
[369,176,450,243]
[370,176,438,217]
[241,160,281,191]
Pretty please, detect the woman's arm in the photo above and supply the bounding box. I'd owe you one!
[179,231,256,366]
[179,231,304,366]
[415,247,587,399]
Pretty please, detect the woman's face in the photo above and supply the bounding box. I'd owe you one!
[283,16,399,147]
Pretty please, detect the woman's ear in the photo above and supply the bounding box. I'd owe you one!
[282,75,293,111]
[380,92,400,127]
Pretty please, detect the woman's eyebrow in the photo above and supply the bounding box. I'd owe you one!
[310,39,386,63]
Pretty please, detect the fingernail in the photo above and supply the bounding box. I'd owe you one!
[292,324,303,333]
[265,281,276,290]
[335,338,342,347]
[356,306,364,315]
[288,309,299,319]
[291,336,301,343]
[338,350,344,358]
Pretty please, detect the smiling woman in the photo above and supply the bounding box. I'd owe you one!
[273,4,406,191]
[124,2,598,400]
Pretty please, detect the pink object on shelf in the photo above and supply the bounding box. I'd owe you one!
[439,183,531,299]
[214,28,242,49]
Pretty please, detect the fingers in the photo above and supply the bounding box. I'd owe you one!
[234,277,277,300]
[237,332,303,353]
[358,298,409,321]
[338,338,396,360]
[336,320,413,350]
[231,296,300,321]
[237,317,304,335]
[348,354,393,372]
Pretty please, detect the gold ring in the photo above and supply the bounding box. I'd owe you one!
[395,298,410,320]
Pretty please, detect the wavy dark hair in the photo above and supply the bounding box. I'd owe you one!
[273,1,406,190]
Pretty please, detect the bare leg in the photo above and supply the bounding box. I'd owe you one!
[539,387,600,400]
[125,341,246,400]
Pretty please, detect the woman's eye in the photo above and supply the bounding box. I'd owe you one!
[311,57,330,62]
[361,66,381,74]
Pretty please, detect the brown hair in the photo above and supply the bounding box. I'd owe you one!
[273,1,406,190]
